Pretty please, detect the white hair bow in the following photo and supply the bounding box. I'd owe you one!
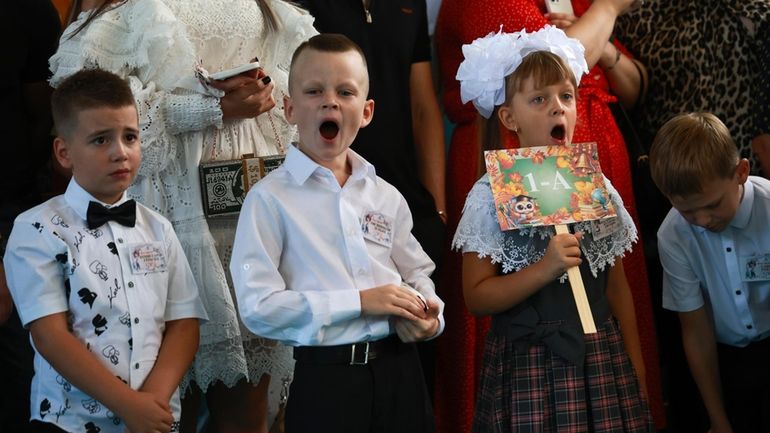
[457,25,588,119]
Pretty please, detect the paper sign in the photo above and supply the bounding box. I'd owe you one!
[484,142,616,230]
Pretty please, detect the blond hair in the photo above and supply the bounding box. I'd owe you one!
[649,112,738,197]
[477,51,578,174]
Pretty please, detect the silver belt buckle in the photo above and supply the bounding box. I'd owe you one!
[349,342,370,365]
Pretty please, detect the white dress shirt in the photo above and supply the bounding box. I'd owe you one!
[231,145,444,346]
[659,176,770,347]
[4,179,207,433]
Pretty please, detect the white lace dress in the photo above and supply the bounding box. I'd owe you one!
[49,0,317,417]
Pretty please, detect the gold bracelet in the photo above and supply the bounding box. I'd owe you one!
[606,46,621,70]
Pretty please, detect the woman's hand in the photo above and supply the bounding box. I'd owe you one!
[210,71,275,121]
[752,134,770,177]
[545,12,578,30]
[596,0,638,16]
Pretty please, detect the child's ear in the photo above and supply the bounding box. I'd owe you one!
[359,99,375,128]
[497,106,517,132]
[736,158,750,184]
[283,94,295,124]
[53,137,73,170]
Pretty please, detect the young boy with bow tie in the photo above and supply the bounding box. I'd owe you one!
[3,68,207,433]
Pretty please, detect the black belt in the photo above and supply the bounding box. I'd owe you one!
[293,334,405,365]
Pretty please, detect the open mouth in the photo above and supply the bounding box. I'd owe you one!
[320,121,339,140]
[551,124,566,141]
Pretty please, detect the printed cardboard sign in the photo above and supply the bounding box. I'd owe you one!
[199,154,285,217]
[484,142,616,230]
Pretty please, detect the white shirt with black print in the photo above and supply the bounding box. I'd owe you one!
[4,179,207,433]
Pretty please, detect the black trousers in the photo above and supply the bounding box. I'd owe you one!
[285,342,435,433]
[718,338,770,433]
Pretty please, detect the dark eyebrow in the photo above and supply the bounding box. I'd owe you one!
[86,127,139,140]
[85,130,112,141]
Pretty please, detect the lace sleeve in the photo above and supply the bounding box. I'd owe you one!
[49,0,222,175]
[453,176,550,274]
[452,176,506,259]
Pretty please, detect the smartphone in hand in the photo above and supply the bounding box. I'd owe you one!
[545,0,574,15]
[210,61,261,81]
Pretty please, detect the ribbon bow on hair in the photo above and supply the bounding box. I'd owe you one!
[456,25,588,119]
[86,200,137,229]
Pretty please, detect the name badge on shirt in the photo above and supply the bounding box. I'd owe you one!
[129,242,167,274]
[361,211,393,248]
[590,216,622,241]
[740,254,770,282]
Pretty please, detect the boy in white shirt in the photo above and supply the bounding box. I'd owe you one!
[3,68,207,433]
[651,112,770,433]
[230,34,444,433]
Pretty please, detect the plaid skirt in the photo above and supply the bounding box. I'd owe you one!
[472,318,654,433]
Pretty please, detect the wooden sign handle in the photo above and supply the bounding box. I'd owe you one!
[554,224,597,334]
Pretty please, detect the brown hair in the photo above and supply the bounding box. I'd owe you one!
[66,0,278,39]
[477,51,578,173]
[52,68,136,137]
[649,112,739,197]
[288,33,369,93]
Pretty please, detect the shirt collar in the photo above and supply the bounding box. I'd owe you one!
[284,143,377,185]
[730,179,754,229]
[64,178,129,222]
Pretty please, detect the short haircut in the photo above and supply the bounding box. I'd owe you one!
[51,68,136,137]
[288,33,368,92]
[649,112,739,197]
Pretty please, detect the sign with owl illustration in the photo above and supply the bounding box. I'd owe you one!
[484,142,616,231]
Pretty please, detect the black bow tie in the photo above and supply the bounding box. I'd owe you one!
[86,200,137,229]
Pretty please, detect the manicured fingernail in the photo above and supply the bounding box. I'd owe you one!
[262,76,271,85]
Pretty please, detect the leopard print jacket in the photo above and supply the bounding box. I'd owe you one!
[616,0,770,174]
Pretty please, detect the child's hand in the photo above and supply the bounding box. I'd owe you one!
[120,390,173,433]
[394,299,441,342]
[540,232,583,280]
[212,71,275,121]
[360,284,428,321]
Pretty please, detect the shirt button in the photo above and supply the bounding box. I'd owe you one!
[243,264,250,270]
[726,247,732,252]
[747,324,754,330]
[134,363,140,369]
[128,282,134,288]
[134,318,139,324]
[118,238,124,244]
[357,268,366,276]
[736,290,742,295]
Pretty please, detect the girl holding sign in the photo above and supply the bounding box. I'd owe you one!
[453,26,654,432]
